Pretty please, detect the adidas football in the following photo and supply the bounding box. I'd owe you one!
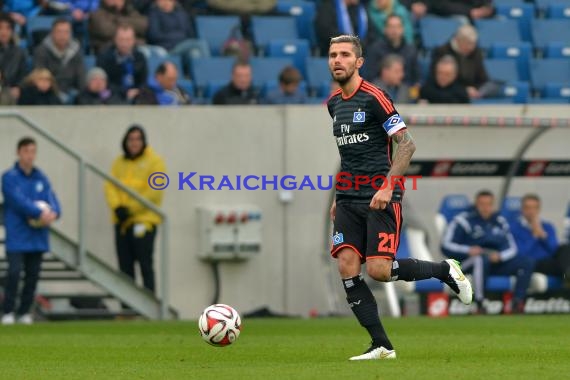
[198,304,242,347]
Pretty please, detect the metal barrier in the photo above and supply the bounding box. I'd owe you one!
[0,111,171,320]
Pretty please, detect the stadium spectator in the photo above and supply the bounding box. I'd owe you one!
[147,0,193,51]
[510,194,570,280]
[213,60,258,105]
[34,18,85,103]
[363,14,419,84]
[430,0,494,21]
[0,69,16,104]
[262,66,307,105]
[1,137,61,325]
[1,0,42,27]
[42,0,100,21]
[96,24,148,102]
[134,61,191,105]
[89,0,148,54]
[104,124,166,294]
[419,55,469,104]
[400,0,429,19]
[0,14,28,101]
[18,68,63,105]
[442,190,535,314]
[373,54,414,104]
[368,0,414,45]
[315,0,376,56]
[75,66,125,104]
[430,24,494,100]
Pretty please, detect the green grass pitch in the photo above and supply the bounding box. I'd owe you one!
[1,315,569,379]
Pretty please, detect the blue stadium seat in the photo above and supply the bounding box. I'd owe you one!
[484,58,520,83]
[542,83,570,100]
[305,57,330,96]
[26,15,59,48]
[275,1,317,47]
[419,16,462,50]
[546,2,570,18]
[488,42,531,81]
[495,3,535,42]
[536,0,570,14]
[418,55,431,84]
[529,59,570,93]
[503,82,530,103]
[532,20,570,53]
[474,19,522,50]
[544,42,570,58]
[190,57,235,92]
[500,196,521,222]
[266,39,310,77]
[250,16,299,51]
[177,78,195,97]
[250,57,294,88]
[195,16,242,56]
[84,55,96,72]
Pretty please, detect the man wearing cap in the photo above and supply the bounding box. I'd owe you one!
[76,67,125,105]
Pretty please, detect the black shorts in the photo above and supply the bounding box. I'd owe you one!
[330,202,403,262]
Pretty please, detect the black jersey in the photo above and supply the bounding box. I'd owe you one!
[327,79,407,203]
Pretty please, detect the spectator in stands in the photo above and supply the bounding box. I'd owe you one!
[34,18,85,104]
[316,0,376,56]
[42,0,100,22]
[89,0,148,54]
[147,0,193,51]
[400,0,429,19]
[1,0,42,27]
[368,0,414,45]
[442,190,534,314]
[431,25,493,100]
[430,0,494,21]
[1,137,61,325]
[18,68,63,105]
[510,194,570,281]
[373,54,413,104]
[104,124,166,294]
[134,61,191,105]
[262,66,307,105]
[363,14,419,84]
[0,14,28,101]
[419,55,469,104]
[96,24,148,102]
[213,60,258,105]
[0,69,16,104]
[75,66,125,105]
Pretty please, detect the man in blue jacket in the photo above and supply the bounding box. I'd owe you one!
[442,190,534,313]
[1,137,61,325]
[510,193,570,280]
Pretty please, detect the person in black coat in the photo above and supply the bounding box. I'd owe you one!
[17,68,63,106]
[0,13,28,101]
[419,55,469,104]
[96,24,148,102]
[213,61,258,105]
[147,0,194,51]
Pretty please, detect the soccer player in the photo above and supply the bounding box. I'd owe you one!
[327,35,473,361]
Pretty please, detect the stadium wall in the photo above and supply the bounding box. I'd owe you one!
[0,105,569,319]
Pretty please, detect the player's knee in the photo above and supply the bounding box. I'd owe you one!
[366,262,392,282]
[337,249,361,277]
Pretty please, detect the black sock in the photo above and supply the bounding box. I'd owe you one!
[342,274,393,350]
[391,259,449,281]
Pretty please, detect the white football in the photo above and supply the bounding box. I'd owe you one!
[29,201,51,227]
[198,304,242,347]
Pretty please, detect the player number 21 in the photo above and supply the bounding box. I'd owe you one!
[377,233,396,254]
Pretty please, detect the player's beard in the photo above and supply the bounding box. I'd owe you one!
[332,65,356,86]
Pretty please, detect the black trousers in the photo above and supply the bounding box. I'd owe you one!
[2,252,44,315]
[535,244,570,277]
[114,224,157,293]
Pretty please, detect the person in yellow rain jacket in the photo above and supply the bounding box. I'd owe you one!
[104,124,166,294]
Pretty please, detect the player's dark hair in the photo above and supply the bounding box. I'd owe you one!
[329,35,363,58]
[17,137,36,150]
[475,190,494,199]
[51,17,71,30]
[522,193,541,204]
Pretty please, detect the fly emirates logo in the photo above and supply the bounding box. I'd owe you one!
[336,123,369,147]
